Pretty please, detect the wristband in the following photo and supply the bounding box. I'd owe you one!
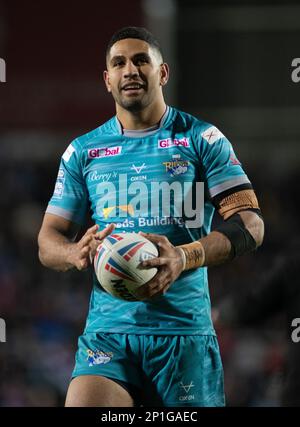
[177,241,205,270]
[177,247,186,270]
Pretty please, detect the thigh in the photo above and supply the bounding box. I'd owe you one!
[65,375,134,407]
[143,335,225,407]
[70,332,143,405]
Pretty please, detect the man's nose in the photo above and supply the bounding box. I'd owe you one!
[123,61,139,78]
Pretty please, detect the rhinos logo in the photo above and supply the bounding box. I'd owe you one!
[86,349,113,366]
[163,160,189,177]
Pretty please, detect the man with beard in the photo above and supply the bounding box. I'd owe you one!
[38,27,264,407]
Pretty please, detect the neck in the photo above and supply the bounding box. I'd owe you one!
[116,98,167,130]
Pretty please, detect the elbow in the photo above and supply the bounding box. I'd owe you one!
[238,210,265,249]
[37,232,48,267]
[38,248,47,267]
[254,216,265,248]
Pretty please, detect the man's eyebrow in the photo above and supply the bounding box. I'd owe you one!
[132,52,152,62]
[133,52,151,58]
[110,52,151,64]
[110,54,125,64]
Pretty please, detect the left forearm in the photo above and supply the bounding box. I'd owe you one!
[178,231,231,269]
[178,210,264,270]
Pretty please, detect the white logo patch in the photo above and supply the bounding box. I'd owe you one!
[180,381,195,393]
[131,163,146,174]
[201,126,224,145]
[62,144,75,162]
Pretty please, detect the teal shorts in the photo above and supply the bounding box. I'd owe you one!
[72,332,225,407]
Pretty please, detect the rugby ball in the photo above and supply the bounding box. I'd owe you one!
[94,232,158,301]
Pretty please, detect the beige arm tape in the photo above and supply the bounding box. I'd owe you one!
[177,241,205,271]
[218,189,259,220]
[176,191,259,271]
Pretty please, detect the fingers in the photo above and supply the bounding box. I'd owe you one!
[77,223,116,270]
[95,223,115,241]
[78,233,95,250]
[77,224,99,250]
[134,232,184,299]
[86,224,99,235]
[82,224,114,250]
[77,245,91,270]
[135,270,170,300]
[139,257,165,269]
[76,225,99,269]
[139,232,169,246]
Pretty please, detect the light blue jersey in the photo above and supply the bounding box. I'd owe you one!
[47,106,250,336]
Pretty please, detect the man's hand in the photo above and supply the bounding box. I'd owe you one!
[68,223,115,271]
[135,232,184,300]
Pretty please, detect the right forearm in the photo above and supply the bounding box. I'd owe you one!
[38,229,77,272]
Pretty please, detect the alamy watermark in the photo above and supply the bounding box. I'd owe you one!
[94,174,205,229]
[291,318,300,343]
[0,57,6,82]
[291,58,300,83]
[0,318,6,343]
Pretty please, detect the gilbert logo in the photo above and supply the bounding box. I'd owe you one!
[158,138,190,149]
[88,146,122,159]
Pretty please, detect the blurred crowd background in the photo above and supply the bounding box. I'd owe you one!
[1,0,300,406]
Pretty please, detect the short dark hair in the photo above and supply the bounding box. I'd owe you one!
[106,26,163,60]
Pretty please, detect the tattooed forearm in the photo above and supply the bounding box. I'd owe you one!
[178,241,205,270]
[177,231,233,270]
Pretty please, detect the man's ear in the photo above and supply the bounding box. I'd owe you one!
[103,70,111,92]
[160,63,169,86]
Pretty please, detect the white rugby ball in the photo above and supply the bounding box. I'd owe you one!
[94,232,159,301]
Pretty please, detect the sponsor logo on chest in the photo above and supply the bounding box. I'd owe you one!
[158,137,190,149]
[88,146,122,159]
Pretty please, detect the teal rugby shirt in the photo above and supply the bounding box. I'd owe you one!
[47,107,250,335]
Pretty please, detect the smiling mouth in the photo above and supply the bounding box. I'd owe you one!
[122,83,145,92]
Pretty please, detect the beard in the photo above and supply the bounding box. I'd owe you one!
[112,88,153,113]
[119,97,145,112]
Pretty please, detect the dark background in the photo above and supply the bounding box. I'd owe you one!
[0,0,300,406]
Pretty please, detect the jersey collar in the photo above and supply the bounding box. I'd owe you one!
[113,106,171,138]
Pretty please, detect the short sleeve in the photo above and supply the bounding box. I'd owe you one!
[46,142,88,225]
[199,125,251,198]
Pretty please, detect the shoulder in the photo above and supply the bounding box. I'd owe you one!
[71,116,117,151]
[170,107,220,136]
[169,107,227,149]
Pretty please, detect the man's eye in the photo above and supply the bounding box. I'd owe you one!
[113,61,124,67]
[136,58,147,65]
